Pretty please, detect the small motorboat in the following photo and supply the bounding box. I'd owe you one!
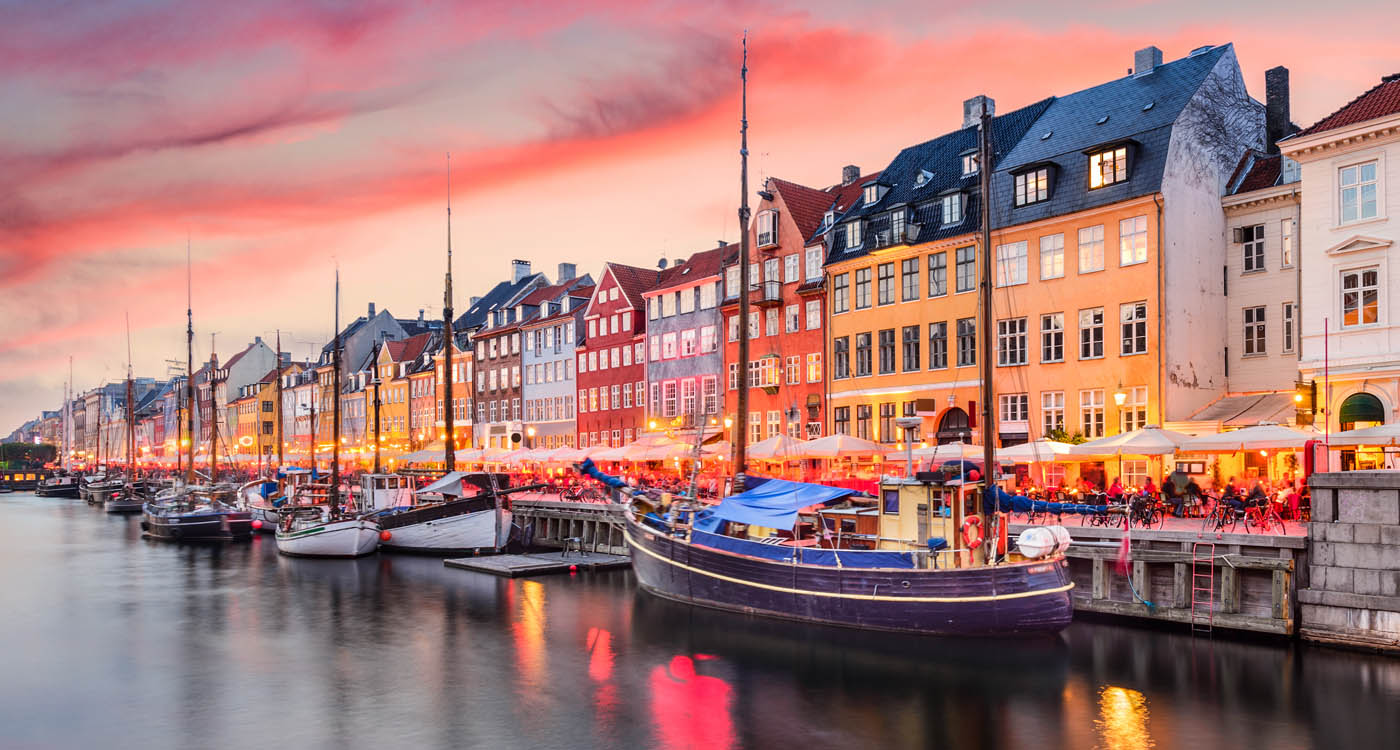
[274,482,381,558]
[141,485,253,542]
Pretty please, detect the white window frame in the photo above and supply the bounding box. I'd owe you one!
[995,241,1028,287]
[1119,215,1148,266]
[1039,233,1064,280]
[1338,159,1379,224]
[1340,266,1380,328]
[1078,224,1105,273]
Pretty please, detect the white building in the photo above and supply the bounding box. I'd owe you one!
[1282,73,1400,469]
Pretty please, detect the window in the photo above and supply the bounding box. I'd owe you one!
[680,379,696,416]
[700,325,716,353]
[955,246,976,293]
[801,245,823,281]
[928,252,947,297]
[748,312,760,340]
[901,326,920,372]
[749,411,762,444]
[728,362,739,390]
[941,192,964,224]
[833,337,850,379]
[962,152,978,176]
[805,300,820,330]
[622,382,632,408]
[661,293,676,318]
[1120,386,1148,432]
[856,404,872,440]
[1120,302,1147,356]
[855,333,872,377]
[757,210,777,246]
[996,241,1028,286]
[1041,391,1065,435]
[701,376,718,414]
[1119,215,1148,266]
[956,318,976,367]
[877,329,896,374]
[1341,267,1379,327]
[1241,224,1264,272]
[1080,389,1104,439]
[877,263,895,305]
[699,282,716,309]
[662,381,678,417]
[598,387,609,411]
[997,318,1027,366]
[680,329,697,357]
[785,304,800,333]
[878,403,896,443]
[834,406,850,435]
[855,268,872,309]
[725,266,741,299]
[1040,233,1065,280]
[999,393,1028,423]
[929,322,947,369]
[1078,224,1105,273]
[1014,167,1050,206]
[661,333,677,359]
[806,352,821,382]
[1243,306,1266,355]
[1339,161,1378,223]
[890,209,907,242]
[1078,308,1104,360]
[784,254,799,283]
[764,257,780,285]
[1281,218,1295,268]
[786,355,800,385]
[1089,146,1128,188]
[901,258,919,301]
[845,221,862,249]
[1041,313,1064,363]
[1283,302,1296,354]
[765,308,779,337]
[1122,459,1148,489]
[832,273,849,314]
[863,183,882,205]
[679,288,695,315]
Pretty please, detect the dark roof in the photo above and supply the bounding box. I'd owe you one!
[454,273,547,331]
[650,245,734,293]
[222,342,258,370]
[1295,73,1400,137]
[257,368,279,385]
[1226,150,1295,195]
[397,317,441,336]
[991,45,1236,228]
[826,97,1053,265]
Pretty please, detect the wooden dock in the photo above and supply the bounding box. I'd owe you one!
[444,550,631,578]
[510,498,628,555]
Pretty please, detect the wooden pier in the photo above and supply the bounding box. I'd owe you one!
[509,498,628,555]
[444,550,630,577]
[1010,522,1307,635]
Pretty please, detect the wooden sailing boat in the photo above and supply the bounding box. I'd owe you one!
[35,361,83,498]
[141,241,253,541]
[612,36,1074,636]
[240,330,286,532]
[274,268,381,557]
[107,314,154,512]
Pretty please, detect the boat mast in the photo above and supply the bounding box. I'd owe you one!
[443,152,456,472]
[733,31,751,493]
[331,268,342,516]
[977,101,997,503]
[185,239,196,487]
[208,335,221,482]
[373,342,382,474]
[126,313,135,478]
[276,330,285,469]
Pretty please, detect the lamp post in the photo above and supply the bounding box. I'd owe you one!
[526,425,536,450]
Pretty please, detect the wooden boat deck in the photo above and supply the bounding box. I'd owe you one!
[443,550,630,578]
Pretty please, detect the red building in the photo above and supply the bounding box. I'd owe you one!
[576,262,661,448]
[722,172,872,442]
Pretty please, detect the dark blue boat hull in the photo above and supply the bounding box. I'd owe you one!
[626,515,1073,636]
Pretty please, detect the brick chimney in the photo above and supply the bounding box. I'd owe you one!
[963,95,995,129]
[841,165,861,185]
[1265,66,1291,154]
[1133,46,1163,77]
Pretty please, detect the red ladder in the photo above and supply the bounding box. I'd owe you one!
[1190,542,1216,635]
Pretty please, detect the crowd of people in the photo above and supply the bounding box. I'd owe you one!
[1017,471,1311,521]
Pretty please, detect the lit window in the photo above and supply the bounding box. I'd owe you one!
[1119,215,1148,266]
[1078,225,1105,273]
[1341,267,1378,328]
[1014,168,1050,206]
[1040,233,1065,280]
[996,241,1028,286]
[1088,146,1128,188]
[962,153,979,176]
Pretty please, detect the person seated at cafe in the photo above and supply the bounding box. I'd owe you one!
[1163,476,1185,517]
[1223,477,1246,512]
[1107,476,1124,500]
[1142,476,1158,498]
[1246,480,1269,508]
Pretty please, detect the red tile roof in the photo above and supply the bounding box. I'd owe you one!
[649,244,734,293]
[384,332,433,363]
[1227,151,1284,195]
[257,368,279,385]
[825,171,883,218]
[1297,73,1400,137]
[768,177,833,242]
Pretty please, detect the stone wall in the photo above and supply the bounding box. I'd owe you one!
[1302,471,1400,650]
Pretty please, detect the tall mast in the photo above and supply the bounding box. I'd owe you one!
[373,342,382,474]
[185,239,195,486]
[443,152,456,472]
[95,387,102,469]
[208,334,220,481]
[275,330,285,468]
[331,268,342,515]
[733,31,752,492]
[977,103,997,503]
[126,313,135,476]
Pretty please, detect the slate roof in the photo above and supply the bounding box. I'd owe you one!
[826,97,1053,265]
[455,272,548,331]
[990,45,1235,229]
[1295,73,1400,137]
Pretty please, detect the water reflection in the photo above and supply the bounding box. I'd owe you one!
[1,492,1397,750]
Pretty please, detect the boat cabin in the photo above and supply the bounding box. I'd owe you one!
[360,473,414,510]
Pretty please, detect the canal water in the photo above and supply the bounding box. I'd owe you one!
[1,492,1396,750]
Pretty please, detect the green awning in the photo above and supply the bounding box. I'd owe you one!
[1339,393,1385,425]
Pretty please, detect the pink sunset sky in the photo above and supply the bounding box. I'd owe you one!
[2,0,1398,433]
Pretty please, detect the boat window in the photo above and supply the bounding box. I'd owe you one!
[882,489,900,515]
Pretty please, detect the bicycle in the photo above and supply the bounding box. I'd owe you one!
[1244,502,1285,534]
[1200,497,1239,535]
[1127,494,1165,530]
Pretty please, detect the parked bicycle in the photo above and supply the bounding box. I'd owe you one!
[1200,497,1239,535]
[1244,502,1285,534]
[1126,493,1165,530]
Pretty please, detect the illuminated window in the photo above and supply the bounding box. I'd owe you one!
[1341,268,1378,328]
[1014,167,1050,206]
[1088,146,1128,188]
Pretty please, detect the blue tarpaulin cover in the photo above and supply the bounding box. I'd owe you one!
[691,529,915,568]
[983,485,1109,515]
[696,478,856,530]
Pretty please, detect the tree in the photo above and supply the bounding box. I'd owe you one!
[0,442,57,469]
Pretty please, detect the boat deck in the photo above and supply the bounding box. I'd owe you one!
[443,550,630,578]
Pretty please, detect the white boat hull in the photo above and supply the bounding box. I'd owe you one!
[380,509,512,553]
[275,518,381,558]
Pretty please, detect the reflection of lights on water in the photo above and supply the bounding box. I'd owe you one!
[512,580,547,689]
[649,655,734,750]
[586,627,614,682]
[1096,685,1153,750]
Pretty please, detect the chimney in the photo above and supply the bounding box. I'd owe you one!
[841,165,861,185]
[367,302,376,318]
[1265,66,1291,154]
[511,259,531,284]
[962,95,995,129]
[1133,46,1163,77]
[418,309,425,321]
[717,240,728,249]
[254,336,262,345]
[657,257,669,270]
[557,262,577,281]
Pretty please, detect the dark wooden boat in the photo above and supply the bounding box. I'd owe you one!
[141,487,252,542]
[35,474,80,498]
[106,480,161,513]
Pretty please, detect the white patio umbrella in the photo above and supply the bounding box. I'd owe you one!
[799,434,885,459]
[589,445,631,462]
[747,434,809,460]
[995,439,1074,462]
[1180,423,1319,453]
[1325,422,1400,447]
[455,447,484,462]
[1069,425,1193,457]
[910,442,984,461]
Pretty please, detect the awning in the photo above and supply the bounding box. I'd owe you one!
[1189,392,1296,427]
[695,477,856,530]
[1179,423,1318,453]
[418,471,469,497]
[1069,425,1193,457]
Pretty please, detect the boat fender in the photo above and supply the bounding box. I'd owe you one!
[379,530,392,542]
[1046,525,1073,555]
[1016,527,1055,559]
[961,516,984,549]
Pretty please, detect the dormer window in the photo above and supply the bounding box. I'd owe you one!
[756,209,778,248]
[940,192,964,224]
[962,152,979,176]
[845,221,862,249]
[1089,146,1129,189]
[823,210,835,227]
[915,169,934,187]
[863,183,885,205]
[1014,167,1051,207]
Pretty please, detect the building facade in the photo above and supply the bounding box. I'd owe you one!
[576,263,655,448]
[642,246,728,437]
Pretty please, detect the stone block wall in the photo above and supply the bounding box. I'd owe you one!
[1301,471,1400,650]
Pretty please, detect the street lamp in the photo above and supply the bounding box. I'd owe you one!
[1113,385,1127,407]
[526,425,536,449]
